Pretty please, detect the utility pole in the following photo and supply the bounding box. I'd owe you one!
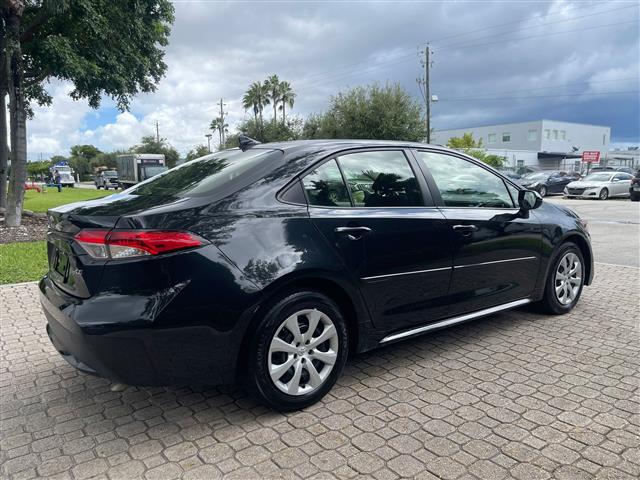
[417,44,434,143]
[155,121,160,144]
[205,134,212,153]
[217,98,227,148]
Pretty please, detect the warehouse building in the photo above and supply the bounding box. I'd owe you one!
[433,119,611,172]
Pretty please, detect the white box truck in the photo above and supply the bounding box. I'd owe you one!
[116,154,167,188]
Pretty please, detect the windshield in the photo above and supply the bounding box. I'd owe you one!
[523,172,549,181]
[141,166,168,180]
[130,149,277,197]
[583,173,613,182]
[105,171,118,177]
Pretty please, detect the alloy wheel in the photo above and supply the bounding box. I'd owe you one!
[539,186,547,197]
[555,252,582,305]
[599,188,609,200]
[268,309,339,396]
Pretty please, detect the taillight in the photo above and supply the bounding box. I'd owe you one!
[74,229,205,259]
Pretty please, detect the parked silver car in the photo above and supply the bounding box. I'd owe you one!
[565,172,633,200]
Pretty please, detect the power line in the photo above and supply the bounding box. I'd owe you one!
[297,3,637,87]
[437,90,639,102]
[437,77,638,101]
[433,19,638,53]
[431,3,637,50]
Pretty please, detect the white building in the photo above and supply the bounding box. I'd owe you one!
[433,119,611,172]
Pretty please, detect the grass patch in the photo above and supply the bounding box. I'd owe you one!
[0,241,48,284]
[24,187,113,213]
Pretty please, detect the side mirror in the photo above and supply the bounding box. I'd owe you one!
[519,190,543,211]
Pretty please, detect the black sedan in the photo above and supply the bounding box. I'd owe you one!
[519,171,578,197]
[631,169,640,201]
[40,138,593,410]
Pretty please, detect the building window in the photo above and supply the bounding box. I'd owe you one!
[552,130,558,140]
[502,132,511,142]
[516,159,524,167]
[560,130,566,140]
[488,133,497,144]
[544,129,550,139]
[527,129,538,141]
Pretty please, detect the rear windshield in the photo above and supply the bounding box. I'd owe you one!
[129,148,278,197]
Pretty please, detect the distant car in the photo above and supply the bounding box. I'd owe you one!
[630,169,640,202]
[565,172,633,200]
[519,171,575,197]
[499,170,522,181]
[587,165,635,175]
[94,170,119,190]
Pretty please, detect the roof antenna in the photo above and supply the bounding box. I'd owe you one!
[238,134,261,152]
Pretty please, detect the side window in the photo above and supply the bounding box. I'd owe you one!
[337,151,423,207]
[416,152,514,208]
[302,160,351,207]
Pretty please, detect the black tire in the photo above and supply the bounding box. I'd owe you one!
[539,186,547,197]
[245,290,349,411]
[96,185,101,189]
[630,192,639,202]
[537,242,585,315]
[599,188,609,200]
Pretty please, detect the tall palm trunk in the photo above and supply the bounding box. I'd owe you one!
[5,1,27,227]
[281,104,286,126]
[0,24,8,211]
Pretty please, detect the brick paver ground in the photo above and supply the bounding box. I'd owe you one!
[1,263,639,479]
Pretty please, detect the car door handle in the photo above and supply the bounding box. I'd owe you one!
[452,224,478,232]
[334,226,372,240]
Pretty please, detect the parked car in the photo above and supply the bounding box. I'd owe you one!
[499,170,522,181]
[40,139,593,410]
[587,165,635,175]
[629,169,640,201]
[565,171,633,200]
[94,170,119,190]
[519,170,576,197]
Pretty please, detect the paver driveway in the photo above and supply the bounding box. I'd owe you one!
[1,264,639,480]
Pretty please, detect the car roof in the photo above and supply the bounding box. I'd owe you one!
[251,139,454,157]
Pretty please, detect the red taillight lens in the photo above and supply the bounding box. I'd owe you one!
[74,229,204,259]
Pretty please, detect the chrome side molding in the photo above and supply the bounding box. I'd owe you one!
[379,298,531,344]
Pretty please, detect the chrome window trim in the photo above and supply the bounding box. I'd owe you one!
[454,256,537,269]
[380,298,531,344]
[362,266,452,281]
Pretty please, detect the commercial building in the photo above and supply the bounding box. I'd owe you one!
[433,119,612,172]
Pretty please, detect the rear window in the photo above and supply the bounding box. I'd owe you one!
[130,148,278,197]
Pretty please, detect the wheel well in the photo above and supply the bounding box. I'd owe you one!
[564,234,592,284]
[235,277,361,375]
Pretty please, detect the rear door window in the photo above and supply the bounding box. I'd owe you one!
[302,159,351,207]
[337,151,423,207]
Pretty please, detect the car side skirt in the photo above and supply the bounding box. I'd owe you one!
[379,298,531,344]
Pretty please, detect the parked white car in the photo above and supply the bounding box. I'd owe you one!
[564,172,633,200]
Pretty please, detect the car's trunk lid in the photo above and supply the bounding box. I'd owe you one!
[46,193,186,298]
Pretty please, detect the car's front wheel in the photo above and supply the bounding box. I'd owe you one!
[538,242,585,314]
[539,186,547,197]
[599,188,609,200]
[246,291,348,411]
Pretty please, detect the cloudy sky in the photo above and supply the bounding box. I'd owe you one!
[27,0,639,159]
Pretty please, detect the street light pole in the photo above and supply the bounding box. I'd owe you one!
[205,134,212,153]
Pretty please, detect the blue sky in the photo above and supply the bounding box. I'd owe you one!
[27,0,639,159]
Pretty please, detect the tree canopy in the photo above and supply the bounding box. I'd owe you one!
[1,0,175,226]
[302,83,424,141]
[446,133,505,168]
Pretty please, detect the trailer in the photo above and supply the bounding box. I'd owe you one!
[116,154,167,188]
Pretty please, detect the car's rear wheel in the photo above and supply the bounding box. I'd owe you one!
[599,188,609,200]
[246,291,348,411]
[539,186,547,197]
[538,242,585,314]
[630,192,639,202]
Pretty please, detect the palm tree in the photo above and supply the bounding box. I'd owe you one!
[264,74,281,123]
[242,81,268,128]
[210,117,227,147]
[278,81,296,125]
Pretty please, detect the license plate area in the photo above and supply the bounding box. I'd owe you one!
[53,249,70,278]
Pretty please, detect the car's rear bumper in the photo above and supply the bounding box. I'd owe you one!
[39,276,240,386]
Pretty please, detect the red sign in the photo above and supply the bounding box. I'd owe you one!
[582,151,601,163]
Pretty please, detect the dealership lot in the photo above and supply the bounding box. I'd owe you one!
[1,260,638,479]
[546,197,640,267]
